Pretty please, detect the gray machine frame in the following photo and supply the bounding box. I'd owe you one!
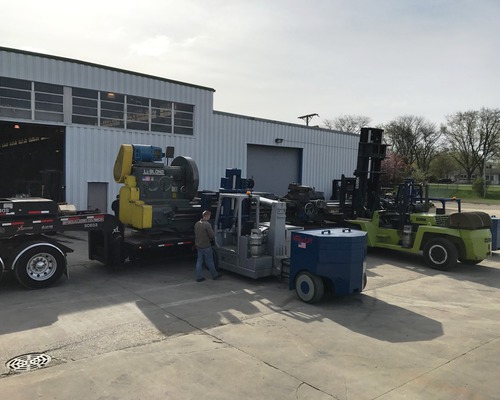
[213,193,300,279]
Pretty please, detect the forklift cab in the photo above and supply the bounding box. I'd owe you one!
[212,193,289,279]
[214,193,261,251]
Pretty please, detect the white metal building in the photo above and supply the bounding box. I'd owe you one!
[0,47,360,212]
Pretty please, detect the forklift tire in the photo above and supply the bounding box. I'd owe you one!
[295,271,324,303]
[14,243,66,289]
[459,259,481,265]
[322,277,334,301]
[423,238,457,271]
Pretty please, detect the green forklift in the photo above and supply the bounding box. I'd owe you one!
[340,127,492,270]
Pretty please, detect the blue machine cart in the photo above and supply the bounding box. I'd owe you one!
[289,228,367,303]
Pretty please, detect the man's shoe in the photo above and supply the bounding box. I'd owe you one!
[196,278,206,282]
[213,273,223,280]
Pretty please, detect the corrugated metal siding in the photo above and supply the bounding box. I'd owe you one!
[0,49,214,105]
[208,112,359,197]
[66,114,359,211]
[2,48,360,211]
[65,114,358,212]
[65,126,202,210]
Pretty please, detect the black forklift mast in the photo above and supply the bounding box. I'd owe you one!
[340,127,387,219]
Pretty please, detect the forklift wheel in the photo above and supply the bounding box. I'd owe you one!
[423,237,458,271]
[295,271,324,303]
[459,259,481,265]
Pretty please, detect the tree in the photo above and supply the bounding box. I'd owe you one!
[441,111,478,182]
[380,150,412,186]
[442,108,500,182]
[383,115,440,177]
[429,150,460,181]
[323,114,372,133]
[477,108,500,176]
[414,121,441,177]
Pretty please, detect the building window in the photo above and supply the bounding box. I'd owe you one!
[72,88,98,125]
[34,82,64,122]
[1,76,196,135]
[100,91,124,128]
[0,77,32,119]
[173,103,194,135]
[126,95,149,131]
[151,99,173,133]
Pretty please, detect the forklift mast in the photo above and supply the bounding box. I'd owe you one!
[341,127,387,219]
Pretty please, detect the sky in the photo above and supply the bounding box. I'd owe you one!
[1,0,499,128]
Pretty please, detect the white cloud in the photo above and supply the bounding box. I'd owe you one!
[1,0,499,126]
[129,35,173,57]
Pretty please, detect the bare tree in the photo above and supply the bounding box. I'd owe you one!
[383,115,440,177]
[442,108,500,181]
[415,121,441,176]
[477,108,500,175]
[323,114,372,133]
[442,111,478,181]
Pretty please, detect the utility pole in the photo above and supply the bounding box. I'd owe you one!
[298,113,319,126]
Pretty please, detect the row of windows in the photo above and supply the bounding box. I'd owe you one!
[0,77,194,135]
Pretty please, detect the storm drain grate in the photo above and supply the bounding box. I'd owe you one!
[6,353,52,372]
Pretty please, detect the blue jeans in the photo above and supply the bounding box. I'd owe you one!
[196,246,218,280]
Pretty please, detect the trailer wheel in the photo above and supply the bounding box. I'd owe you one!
[295,271,324,303]
[14,243,66,289]
[423,238,457,271]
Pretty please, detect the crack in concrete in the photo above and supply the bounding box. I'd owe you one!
[371,335,500,399]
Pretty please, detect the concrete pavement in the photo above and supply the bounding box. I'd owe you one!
[1,229,500,400]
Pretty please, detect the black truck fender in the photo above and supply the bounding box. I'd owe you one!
[3,235,73,271]
[9,238,73,289]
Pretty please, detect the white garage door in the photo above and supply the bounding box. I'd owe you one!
[247,144,302,196]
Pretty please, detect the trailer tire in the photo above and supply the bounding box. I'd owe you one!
[295,271,324,303]
[14,243,66,289]
[423,238,457,271]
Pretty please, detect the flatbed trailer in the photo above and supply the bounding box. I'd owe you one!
[0,197,122,288]
[89,228,195,266]
[0,197,196,289]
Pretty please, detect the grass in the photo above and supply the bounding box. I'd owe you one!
[427,183,500,204]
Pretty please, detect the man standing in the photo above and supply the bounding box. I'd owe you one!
[194,210,220,282]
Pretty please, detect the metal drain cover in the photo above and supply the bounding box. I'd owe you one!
[6,353,52,372]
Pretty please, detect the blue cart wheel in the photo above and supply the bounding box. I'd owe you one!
[295,271,324,303]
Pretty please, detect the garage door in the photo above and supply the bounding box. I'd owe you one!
[247,144,302,196]
[0,121,65,201]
